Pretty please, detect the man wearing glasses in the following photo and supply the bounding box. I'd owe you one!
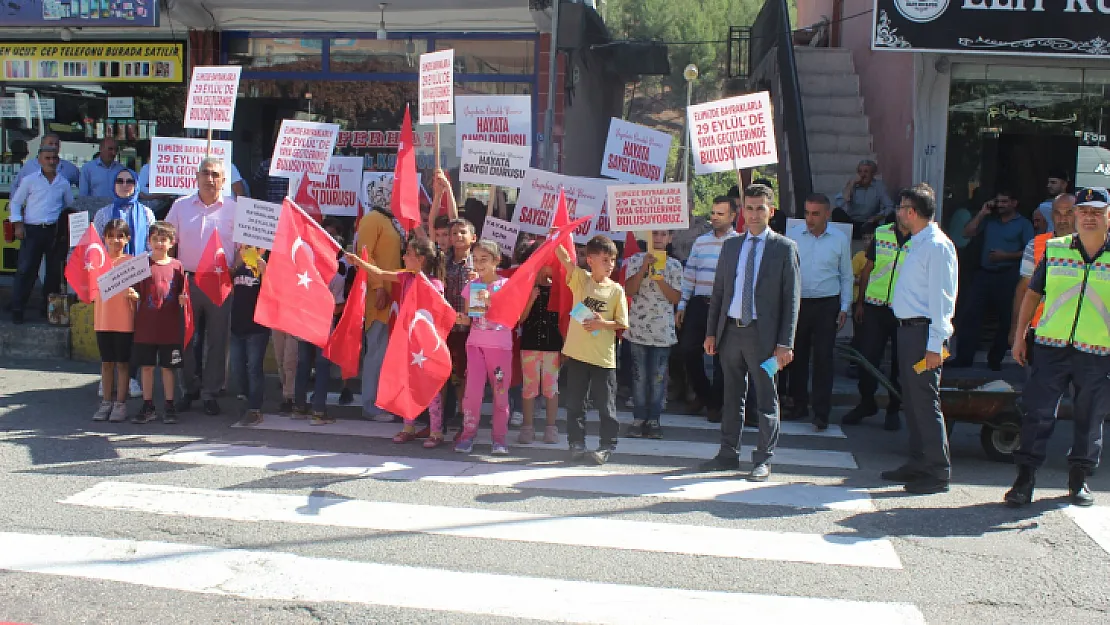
[165,158,237,416]
[7,146,73,324]
[880,183,958,495]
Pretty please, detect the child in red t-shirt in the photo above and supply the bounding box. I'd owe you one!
[132,221,188,424]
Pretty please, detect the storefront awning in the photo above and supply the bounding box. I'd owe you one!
[168,0,536,33]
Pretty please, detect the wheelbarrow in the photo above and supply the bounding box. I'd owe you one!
[836,345,1036,463]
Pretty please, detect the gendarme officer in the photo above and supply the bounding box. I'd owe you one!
[1007,187,1110,508]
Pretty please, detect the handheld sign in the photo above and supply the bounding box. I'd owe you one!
[459,141,530,187]
[233,199,283,249]
[149,137,233,196]
[269,119,341,183]
[607,183,689,232]
[96,253,151,302]
[687,91,778,175]
[600,118,671,184]
[419,49,455,125]
[183,66,242,132]
[309,156,363,217]
[512,169,606,244]
[454,95,531,158]
[68,211,89,248]
[482,216,520,259]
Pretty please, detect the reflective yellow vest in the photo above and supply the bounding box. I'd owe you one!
[1034,235,1110,355]
[864,224,911,307]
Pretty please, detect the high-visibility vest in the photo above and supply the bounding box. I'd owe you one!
[863,224,911,307]
[1030,232,1052,328]
[1034,235,1110,355]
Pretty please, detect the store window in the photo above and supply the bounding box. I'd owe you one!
[456,82,532,96]
[330,38,426,73]
[435,39,535,75]
[229,38,324,72]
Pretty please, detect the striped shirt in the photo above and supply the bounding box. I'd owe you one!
[678,228,739,311]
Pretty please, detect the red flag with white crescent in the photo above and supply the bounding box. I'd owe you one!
[324,248,370,379]
[64,224,107,303]
[194,230,232,306]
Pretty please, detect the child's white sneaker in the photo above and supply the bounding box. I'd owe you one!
[108,402,129,423]
[92,401,112,421]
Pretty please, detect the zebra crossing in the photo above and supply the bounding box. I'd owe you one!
[2,403,941,623]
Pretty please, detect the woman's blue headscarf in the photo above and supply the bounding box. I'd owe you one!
[110,168,150,256]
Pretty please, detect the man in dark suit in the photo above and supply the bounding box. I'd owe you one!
[701,184,801,481]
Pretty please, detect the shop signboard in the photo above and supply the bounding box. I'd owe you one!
[512,169,605,244]
[606,183,689,232]
[419,49,455,125]
[454,95,531,158]
[600,119,672,184]
[0,0,158,27]
[184,66,242,131]
[0,42,184,83]
[872,0,1110,59]
[269,120,340,182]
[149,137,234,196]
[687,92,778,175]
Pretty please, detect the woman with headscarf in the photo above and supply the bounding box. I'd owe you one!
[93,168,155,255]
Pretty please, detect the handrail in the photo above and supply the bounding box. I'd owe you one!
[747,0,812,219]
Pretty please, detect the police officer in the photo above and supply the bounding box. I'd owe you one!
[1007,187,1110,508]
[844,220,911,430]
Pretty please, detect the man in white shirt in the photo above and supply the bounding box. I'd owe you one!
[8,146,74,324]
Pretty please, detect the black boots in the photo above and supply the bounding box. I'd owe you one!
[1069,466,1095,507]
[1004,465,1036,507]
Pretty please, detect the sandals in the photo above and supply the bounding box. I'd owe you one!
[423,434,445,449]
[393,430,417,444]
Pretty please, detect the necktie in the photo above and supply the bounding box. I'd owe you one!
[740,237,760,326]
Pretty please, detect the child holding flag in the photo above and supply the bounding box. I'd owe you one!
[516,241,563,445]
[292,269,346,426]
[346,237,448,447]
[229,245,269,427]
[132,221,187,424]
[92,218,138,423]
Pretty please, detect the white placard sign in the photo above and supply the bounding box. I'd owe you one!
[360,172,395,211]
[68,211,89,248]
[184,66,242,131]
[419,49,455,125]
[107,97,134,118]
[269,119,340,182]
[482,216,520,259]
[310,156,363,217]
[233,199,283,249]
[588,180,619,238]
[454,95,531,158]
[96,253,151,302]
[600,118,672,184]
[512,169,606,244]
[607,183,689,232]
[786,218,854,243]
[0,96,28,119]
[459,141,530,187]
[687,91,778,175]
[148,137,233,196]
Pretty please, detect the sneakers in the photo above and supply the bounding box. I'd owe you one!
[642,420,663,440]
[454,437,475,454]
[569,442,587,462]
[510,411,524,427]
[292,405,311,420]
[543,425,559,444]
[590,447,613,465]
[129,379,142,398]
[92,401,113,421]
[517,425,535,444]
[627,419,645,438]
[338,388,355,405]
[108,401,128,423]
[491,442,510,456]
[132,401,158,424]
[162,403,178,425]
[310,412,336,426]
[241,409,264,427]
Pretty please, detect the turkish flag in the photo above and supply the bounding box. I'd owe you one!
[65,224,107,303]
[386,280,403,332]
[183,291,195,348]
[375,273,456,421]
[546,190,576,336]
[254,198,342,347]
[293,172,324,223]
[391,105,421,232]
[194,230,232,306]
[323,249,369,379]
[485,213,592,328]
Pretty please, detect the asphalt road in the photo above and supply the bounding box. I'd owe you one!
[1,357,1107,624]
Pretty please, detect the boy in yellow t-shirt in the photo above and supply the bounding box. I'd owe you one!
[557,235,629,465]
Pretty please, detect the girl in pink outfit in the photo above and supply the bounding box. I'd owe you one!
[345,237,448,448]
[455,239,514,455]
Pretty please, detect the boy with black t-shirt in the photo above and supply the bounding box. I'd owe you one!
[132,221,187,424]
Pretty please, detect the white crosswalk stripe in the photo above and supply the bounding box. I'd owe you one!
[1064,505,1110,554]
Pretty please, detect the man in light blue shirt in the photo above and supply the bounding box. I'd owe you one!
[8,146,74,324]
[784,194,854,429]
[9,132,79,195]
[883,183,958,495]
[78,138,124,198]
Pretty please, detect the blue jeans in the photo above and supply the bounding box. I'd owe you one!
[230,331,270,411]
[296,339,333,412]
[12,222,63,314]
[630,342,670,422]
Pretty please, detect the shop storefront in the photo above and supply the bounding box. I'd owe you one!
[1,40,187,273]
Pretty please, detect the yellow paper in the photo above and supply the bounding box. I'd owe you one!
[646,238,665,280]
[914,348,951,374]
[241,246,260,271]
